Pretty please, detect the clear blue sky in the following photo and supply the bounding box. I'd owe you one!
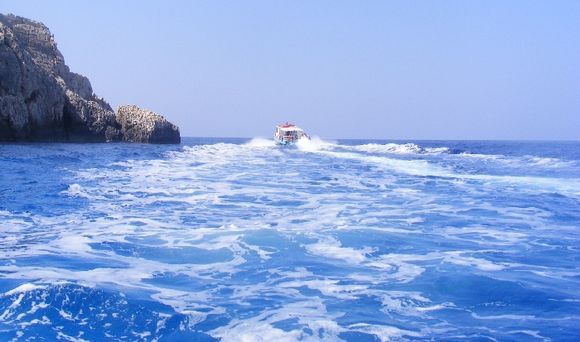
[3,1,579,139]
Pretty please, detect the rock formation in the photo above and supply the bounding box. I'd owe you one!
[0,13,180,143]
[117,105,180,144]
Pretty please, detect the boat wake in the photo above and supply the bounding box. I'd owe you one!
[349,142,450,154]
[0,138,578,341]
[245,137,277,148]
[295,136,337,152]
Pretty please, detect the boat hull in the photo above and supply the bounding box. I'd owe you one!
[275,136,310,145]
[275,138,294,145]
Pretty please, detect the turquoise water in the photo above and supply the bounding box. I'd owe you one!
[1,138,579,341]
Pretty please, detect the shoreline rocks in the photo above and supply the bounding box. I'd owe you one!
[117,105,180,144]
[0,13,180,144]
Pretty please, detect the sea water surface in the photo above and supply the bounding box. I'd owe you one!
[0,138,579,341]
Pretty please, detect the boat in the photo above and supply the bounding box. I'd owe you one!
[274,122,310,145]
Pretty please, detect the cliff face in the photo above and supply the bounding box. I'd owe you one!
[0,14,180,143]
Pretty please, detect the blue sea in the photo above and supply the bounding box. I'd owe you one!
[0,138,579,341]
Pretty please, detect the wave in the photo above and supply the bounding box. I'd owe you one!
[344,142,576,170]
[318,149,453,177]
[187,139,575,173]
[350,143,450,155]
[175,140,580,196]
[244,137,277,148]
[243,136,337,152]
[302,147,580,197]
[295,136,337,152]
[459,152,578,171]
[60,183,90,198]
[526,156,573,167]
[0,283,202,341]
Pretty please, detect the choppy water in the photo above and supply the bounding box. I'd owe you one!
[0,138,579,341]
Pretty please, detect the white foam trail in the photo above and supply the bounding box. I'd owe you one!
[295,136,336,152]
[245,137,277,148]
[3,284,47,296]
[309,147,580,196]
[527,156,573,168]
[351,143,449,155]
[54,235,93,253]
[348,323,421,341]
[3,139,577,339]
[349,142,576,171]
[467,173,580,197]
[320,150,452,177]
[209,298,343,341]
[278,279,368,300]
[440,227,527,246]
[372,251,507,273]
[305,236,374,265]
[461,153,577,169]
[61,184,90,198]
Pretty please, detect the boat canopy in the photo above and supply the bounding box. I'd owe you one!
[276,123,304,132]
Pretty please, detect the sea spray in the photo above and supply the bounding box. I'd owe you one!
[295,136,337,152]
[245,137,277,148]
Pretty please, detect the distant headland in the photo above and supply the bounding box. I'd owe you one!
[0,13,180,143]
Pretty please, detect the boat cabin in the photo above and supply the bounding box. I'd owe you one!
[274,122,308,145]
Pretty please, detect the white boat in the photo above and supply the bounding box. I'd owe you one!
[274,122,310,145]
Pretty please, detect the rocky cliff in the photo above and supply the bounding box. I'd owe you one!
[0,13,180,143]
[117,105,180,144]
